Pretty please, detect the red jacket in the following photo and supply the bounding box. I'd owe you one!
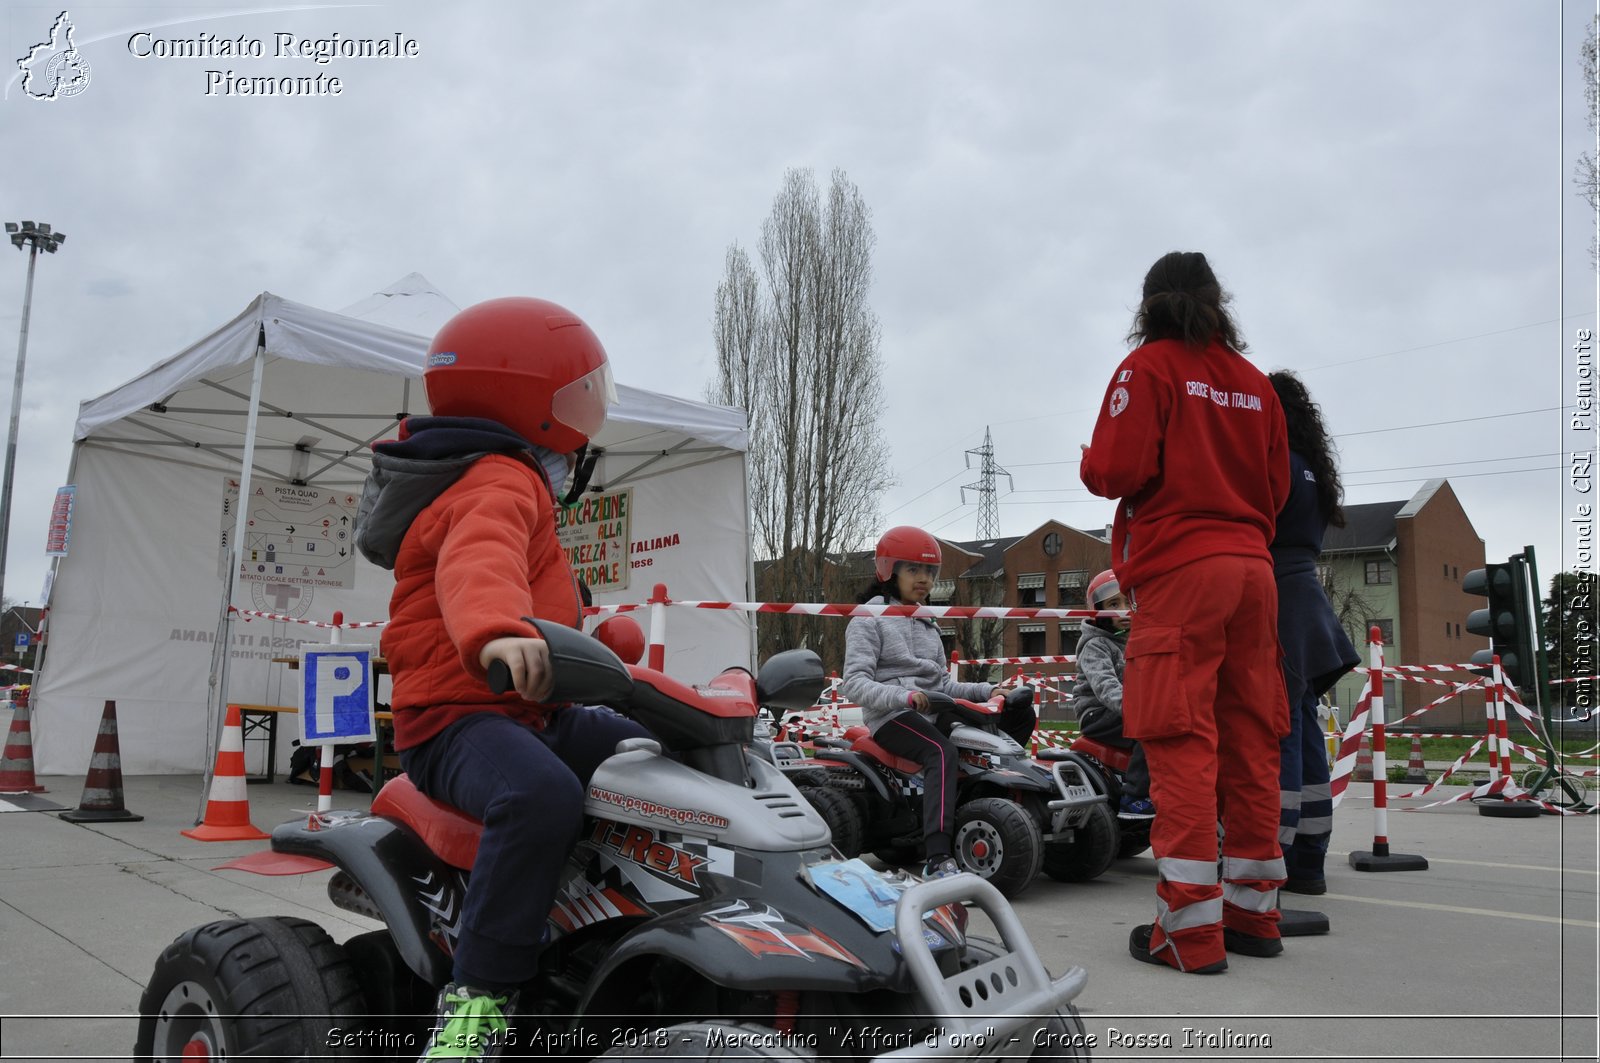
[1079,338,1289,594]
[382,454,581,750]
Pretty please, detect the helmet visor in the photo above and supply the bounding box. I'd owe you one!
[551,361,617,443]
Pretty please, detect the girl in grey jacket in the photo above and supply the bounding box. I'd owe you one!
[841,527,997,878]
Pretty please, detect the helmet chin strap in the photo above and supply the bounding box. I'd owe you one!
[561,443,600,506]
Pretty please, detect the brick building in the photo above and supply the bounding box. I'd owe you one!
[1319,479,1487,728]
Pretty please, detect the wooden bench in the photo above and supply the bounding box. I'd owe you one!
[233,704,298,783]
[233,703,394,786]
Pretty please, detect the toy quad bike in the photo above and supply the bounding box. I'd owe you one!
[794,689,1114,897]
[136,622,1090,1061]
[1038,735,1152,859]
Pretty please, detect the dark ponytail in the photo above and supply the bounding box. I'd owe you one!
[856,576,901,605]
[1127,251,1248,353]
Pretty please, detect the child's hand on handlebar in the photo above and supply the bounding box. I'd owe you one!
[908,690,930,711]
[480,637,554,702]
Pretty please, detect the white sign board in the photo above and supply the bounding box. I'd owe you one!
[221,477,360,589]
[300,643,376,744]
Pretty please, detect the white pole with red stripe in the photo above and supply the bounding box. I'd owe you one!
[1349,625,1429,871]
[647,583,668,672]
[318,611,343,813]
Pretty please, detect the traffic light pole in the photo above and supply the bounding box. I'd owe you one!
[1518,546,1590,809]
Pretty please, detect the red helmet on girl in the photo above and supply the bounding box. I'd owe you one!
[1086,569,1123,630]
[1087,569,1121,609]
[874,526,942,581]
[423,297,617,453]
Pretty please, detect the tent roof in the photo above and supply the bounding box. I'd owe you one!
[72,277,746,490]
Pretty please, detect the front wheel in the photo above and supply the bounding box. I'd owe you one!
[953,797,1043,897]
[134,916,366,1061]
[598,1022,817,1059]
[799,785,865,858]
[1042,803,1117,883]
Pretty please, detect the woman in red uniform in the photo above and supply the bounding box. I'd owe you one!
[1080,251,1291,974]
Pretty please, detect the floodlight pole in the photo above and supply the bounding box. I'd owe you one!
[0,223,62,612]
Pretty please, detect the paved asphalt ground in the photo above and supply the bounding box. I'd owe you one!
[0,771,1595,1062]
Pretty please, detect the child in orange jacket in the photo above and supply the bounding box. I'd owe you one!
[356,297,649,1061]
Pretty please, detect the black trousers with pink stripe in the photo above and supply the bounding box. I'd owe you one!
[873,709,959,861]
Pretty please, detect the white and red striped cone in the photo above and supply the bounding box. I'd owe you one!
[1403,735,1429,785]
[182,704,269,842]
[1353,732,1374,783]
[0,698,46,793]
[60,700,142,823]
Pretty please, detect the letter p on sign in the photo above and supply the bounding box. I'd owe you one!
[301,643,376,744]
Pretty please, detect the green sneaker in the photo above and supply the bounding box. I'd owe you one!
[419,983,517,1061]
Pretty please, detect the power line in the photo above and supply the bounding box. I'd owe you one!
[1303,313,1596,373]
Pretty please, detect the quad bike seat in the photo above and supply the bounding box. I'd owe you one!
[372,774,483,871]
[1069,736,1133,774]
[847,734,923,776]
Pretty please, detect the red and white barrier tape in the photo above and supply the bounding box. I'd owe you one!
[962,655,1080,666]
[1388,739,1485,799]
[230,607,387,630]
[590,599,1121,621]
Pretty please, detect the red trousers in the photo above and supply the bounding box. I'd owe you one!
[1123,555,1289,971]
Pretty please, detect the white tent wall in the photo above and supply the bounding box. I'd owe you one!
[32,279,753,775]
[589,455,753,680]
[34,441,396,774]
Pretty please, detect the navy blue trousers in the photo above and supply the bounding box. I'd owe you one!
[399,707,650,989]
[1277,687,1333,882]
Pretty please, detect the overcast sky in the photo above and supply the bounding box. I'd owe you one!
[2,0,1595,616]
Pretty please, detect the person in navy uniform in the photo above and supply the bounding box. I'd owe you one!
[1266,370,1360,906]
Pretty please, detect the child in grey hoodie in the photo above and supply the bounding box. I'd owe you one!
[841,527,1027,877]
[1073,570,1153,816]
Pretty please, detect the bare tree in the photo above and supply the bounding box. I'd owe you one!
[1580,16,1599,265]
[711,168,894,665]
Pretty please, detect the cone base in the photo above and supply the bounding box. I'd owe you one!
[182,821,269,842]
[0,782,47,794]
[1278,909,1330,936]
[1348,850,1429,872]
[60,808,144,823]
[1477,801,1542,819]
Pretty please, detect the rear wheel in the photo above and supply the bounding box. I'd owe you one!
[799,785,865,858]
[953,797,1042,897]
[1042,803,1117,883]
[1116,824,1151,859]
[135,916,366,1061]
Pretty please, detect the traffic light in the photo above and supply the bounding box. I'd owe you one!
[1463,557,1534,691]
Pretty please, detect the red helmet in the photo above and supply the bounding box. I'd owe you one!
[874,526,942,582]
[1087,569,1121,609]
[423,297,617,453]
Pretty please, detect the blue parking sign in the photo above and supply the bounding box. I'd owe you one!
[14,632,29,650]
[300,643,376,744]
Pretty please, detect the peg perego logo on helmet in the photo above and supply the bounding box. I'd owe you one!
[426,352,457,367]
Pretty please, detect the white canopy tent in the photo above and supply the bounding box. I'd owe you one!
[33,275,754,775]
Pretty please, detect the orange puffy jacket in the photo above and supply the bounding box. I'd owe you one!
[381,454,581,750]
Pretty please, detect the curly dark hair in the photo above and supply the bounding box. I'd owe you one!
[1126,251,1249,353]
[1269,369,1345,528]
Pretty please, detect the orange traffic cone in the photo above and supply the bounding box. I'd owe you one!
[1353,732,1374,783]
[1403,735,1429,785]
[0,697,46,793]
[182,704,269,842]
[60,700,142,823]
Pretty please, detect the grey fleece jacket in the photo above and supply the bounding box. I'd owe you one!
[841,596,994,734]
[1071,622,1125,719]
